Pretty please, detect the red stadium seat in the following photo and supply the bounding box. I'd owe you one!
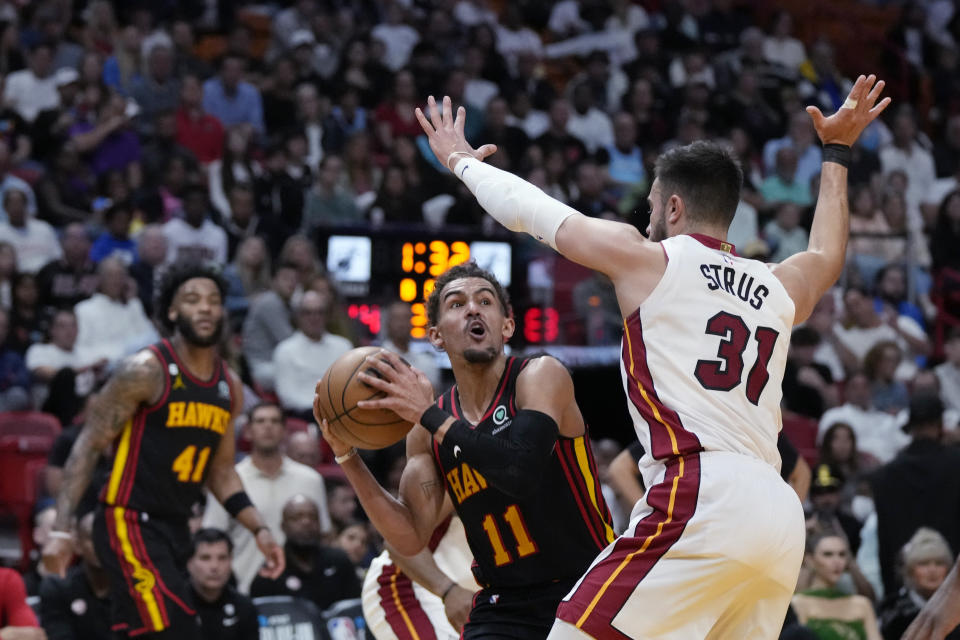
[0,412,60,569]
[781,411,819,470]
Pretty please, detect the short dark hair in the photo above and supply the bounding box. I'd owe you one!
[653,141,743,228]
[426,261,511,326]
[154,261,228,332]
[791,326,821,348]
[248,401,283,422]
[191,527,233,557]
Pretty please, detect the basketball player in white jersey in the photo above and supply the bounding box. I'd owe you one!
[362,514,478,640]
[414,75,890,638]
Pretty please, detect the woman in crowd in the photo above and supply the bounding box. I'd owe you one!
[878,528,959,640]
[792,530,882,640]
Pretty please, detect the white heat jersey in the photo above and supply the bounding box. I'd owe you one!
[621,234,795,474]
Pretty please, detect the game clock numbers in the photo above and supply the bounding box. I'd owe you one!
[326,235,512,339]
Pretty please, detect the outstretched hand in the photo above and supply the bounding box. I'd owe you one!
[415,95,498,172]
[806,74,891,147]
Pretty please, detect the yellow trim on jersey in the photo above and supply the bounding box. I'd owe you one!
[389,568,420,640]
[575,456,686,628]
[573,437,616,544]
[112,507,165,631]
[105,420,133,503]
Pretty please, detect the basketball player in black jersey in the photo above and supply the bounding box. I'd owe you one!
[317,262,614,639]
[41,262,285,639]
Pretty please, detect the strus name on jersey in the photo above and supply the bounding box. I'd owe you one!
[699,263,769,310]
[165,401,230,434]
[446,463,489,505]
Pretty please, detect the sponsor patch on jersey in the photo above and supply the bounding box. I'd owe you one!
[492,405,508,425]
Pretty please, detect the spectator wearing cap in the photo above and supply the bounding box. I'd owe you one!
[31,66,82,162]
[878,527,960,640]
[935,328,960,415]
[870,392,960,595]
[807,464,866,557]
[202,52,265,136]
[0,187,61,273]
[3,41,58,123]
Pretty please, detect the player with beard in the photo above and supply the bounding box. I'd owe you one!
[41,262,285,639]
[317,262,614,639]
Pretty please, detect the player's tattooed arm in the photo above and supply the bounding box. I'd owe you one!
[52,350,163,531]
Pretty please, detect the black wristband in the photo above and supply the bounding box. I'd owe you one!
[822,143,851,169]
[419,406,450,434]
[223,491,254,518]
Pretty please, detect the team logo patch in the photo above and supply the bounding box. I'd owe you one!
[218,380,230,400]
[492,406,508,425]
[71,598,87,615]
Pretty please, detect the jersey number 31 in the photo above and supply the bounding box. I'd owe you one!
[694,311,779,405]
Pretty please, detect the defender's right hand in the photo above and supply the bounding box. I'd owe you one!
[40,535,73,578]
[805,74,891,146]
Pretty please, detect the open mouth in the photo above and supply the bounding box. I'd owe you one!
[467,320,487,340]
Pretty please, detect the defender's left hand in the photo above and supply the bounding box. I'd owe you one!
[356,350,435,424]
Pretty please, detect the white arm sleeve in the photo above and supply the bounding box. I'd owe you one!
[453,157,579,250]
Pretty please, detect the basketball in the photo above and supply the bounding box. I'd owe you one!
[314,346,415,449]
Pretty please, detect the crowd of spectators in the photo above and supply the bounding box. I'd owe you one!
[0,0,958,639]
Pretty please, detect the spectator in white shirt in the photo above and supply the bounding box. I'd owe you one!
[273,290,352,416]
[203,402,330,593]
[819,372,908,464]
[3,41,59,123]
[74,256,158,366]
[935,328,960,415]
[762,10,806,71]
[163,184,228,265]
[0,188,61,273]
[25,308,105,404]
[496,5,543,68]
[371,3,420,71]
[880,106,936,229]
[380,301,440,391]
[566,82,614,154]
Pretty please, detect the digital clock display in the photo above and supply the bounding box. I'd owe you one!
[322,232,512,338]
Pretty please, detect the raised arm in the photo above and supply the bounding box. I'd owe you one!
[415,96,664,308]
[205,371,284,579]
[41,350,164,577]
[771,75,891,324]
[316,374,449,557]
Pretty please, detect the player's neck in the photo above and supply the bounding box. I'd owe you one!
[452,353,508,423]
[679,223,729,243]
[170,334,218,380]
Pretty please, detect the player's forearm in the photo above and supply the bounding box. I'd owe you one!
[385,542,454,597]
[452,156,578,250]
[806,161,849,291]
[52,429,102,531]
[339,455,428,556]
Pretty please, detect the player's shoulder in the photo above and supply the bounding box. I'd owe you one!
[517,354,571,383]
[113,347,166,389]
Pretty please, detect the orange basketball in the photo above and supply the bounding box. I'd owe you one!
[314,346,415,450]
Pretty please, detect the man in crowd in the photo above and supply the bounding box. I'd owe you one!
[187,528,259,639]
[203,402,331,593]
[35,223,97,314]
[242,262,297,392]
[0,188,61,273]
[39,512,111,640]
[250,495,360,610]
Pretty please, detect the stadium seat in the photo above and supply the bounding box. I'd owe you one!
[252,595,327,639]
[0,410,62,442]
[781,411,819,470]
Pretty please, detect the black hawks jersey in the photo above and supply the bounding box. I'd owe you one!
[100,339,232,519]
[432,356,615,589]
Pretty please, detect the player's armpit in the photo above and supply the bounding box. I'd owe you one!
[53,350,164,530]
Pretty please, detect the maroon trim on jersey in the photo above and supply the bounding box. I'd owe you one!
[621,311,701,459]
[688,233,737,256]
[427,514,453,553]
[161,338,221,387]
[555,439,605,550]
[126,512,195,617]
[376,563,438,640]
[451,357,516,426]
[556,453,701,639]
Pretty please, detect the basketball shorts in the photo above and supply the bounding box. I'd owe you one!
[463,579,577,640]
[362,551,460,640]
[549,451,805,640]
[93,505,200,639]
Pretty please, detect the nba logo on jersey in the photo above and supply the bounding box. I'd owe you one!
[327,617,359,640]
[488,594,500,604]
